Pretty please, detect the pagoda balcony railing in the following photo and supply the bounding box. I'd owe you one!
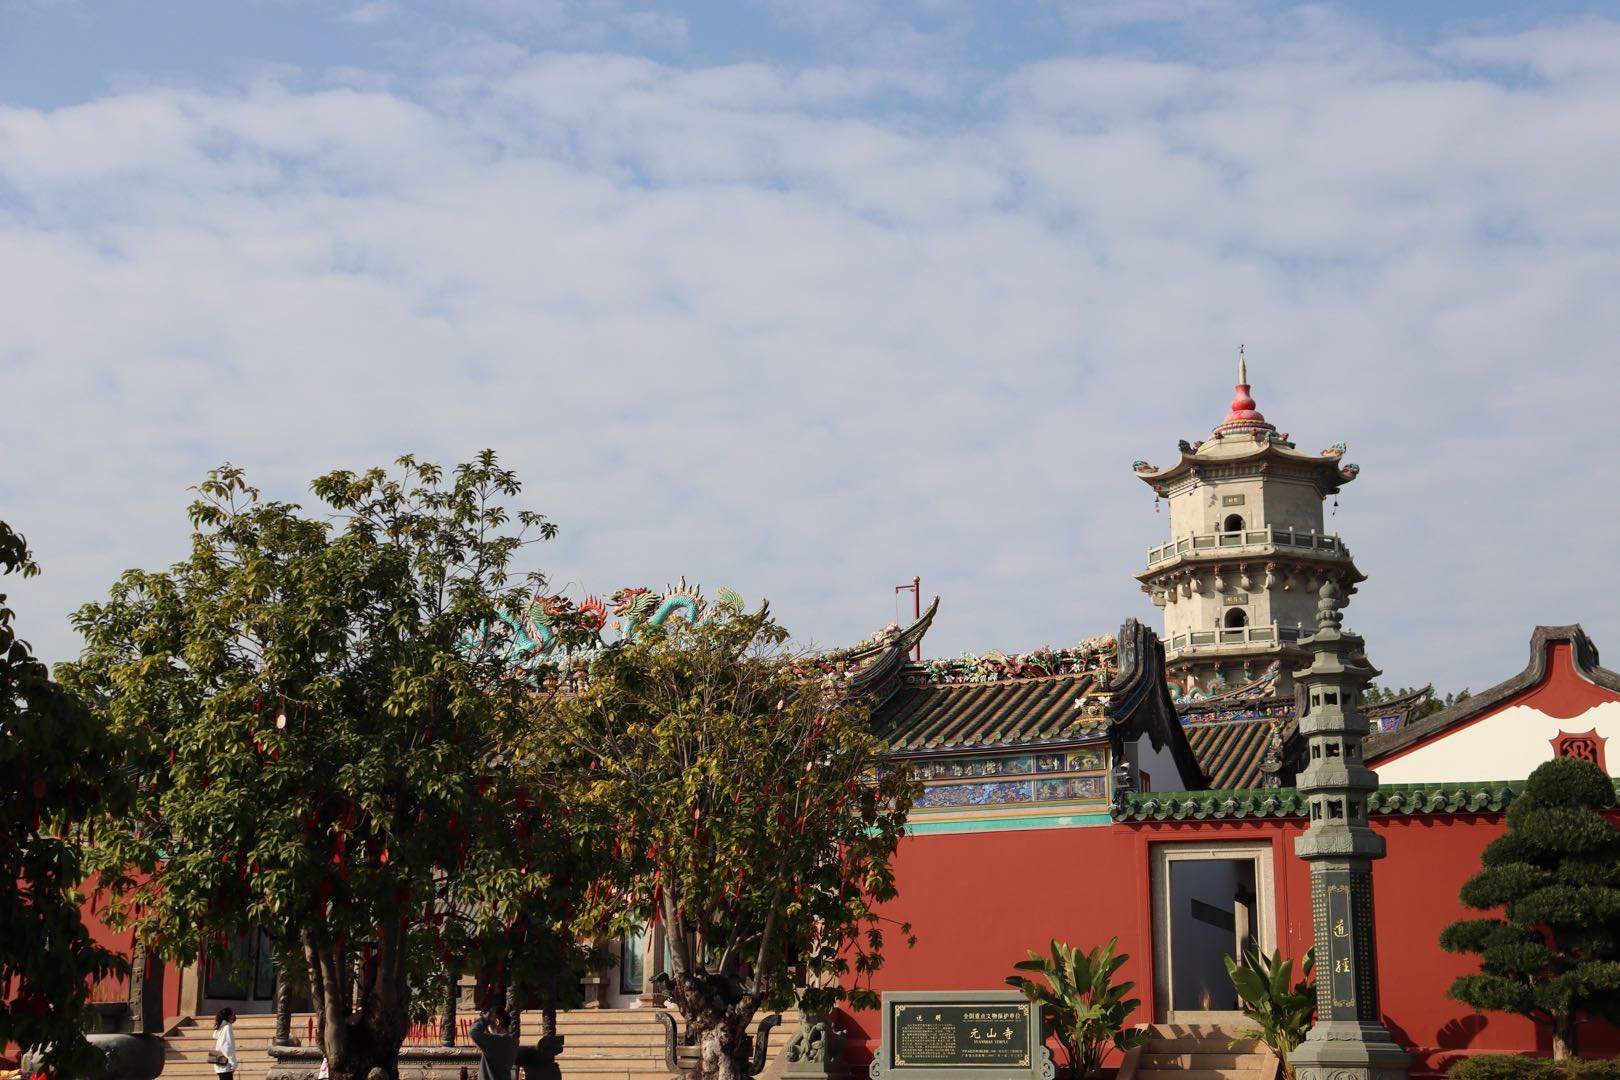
[1146,526,1349,567]
[1164,622,1305,659]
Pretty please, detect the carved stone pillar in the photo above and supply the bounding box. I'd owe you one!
[273,966,296,1046]
[128,940,148,1035]
[440,962,461,1047]
[1290,584,1409,1080]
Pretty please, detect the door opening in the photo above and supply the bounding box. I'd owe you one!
[1152,843,1274,1023]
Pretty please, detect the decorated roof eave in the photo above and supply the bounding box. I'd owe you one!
[1111,778,1620,822]
[882,726,1112,763]
[1367,625,1620,764]
[1133,442,1357,495]
[837,597,940,701]
[1136,549,1367,586]
[1109,618,1209,790]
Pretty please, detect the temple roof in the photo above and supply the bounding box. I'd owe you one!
[875,666,1115,754]
[1183,719,1281,789]
[832,610,1208,786]
[1367,625,1620,763]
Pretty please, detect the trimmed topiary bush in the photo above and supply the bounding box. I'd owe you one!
[1440,756,1620,1060]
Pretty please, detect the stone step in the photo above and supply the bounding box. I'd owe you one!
[1141,1053,1269,1070]
[1135,1070,1265,1080]
[1144,1039,1263,1054]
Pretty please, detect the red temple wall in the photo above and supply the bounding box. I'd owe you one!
[840,811,1619,1075]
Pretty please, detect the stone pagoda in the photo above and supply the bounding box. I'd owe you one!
[1133,354,1363,699]
[1289,582,1409,1080]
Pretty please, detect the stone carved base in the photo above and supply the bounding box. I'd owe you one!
[1291,1020,1410,1080]
[781,1014,849,1080]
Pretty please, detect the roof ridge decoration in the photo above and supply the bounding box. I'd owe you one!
[1110,779,1618,822]
[1171,660,1282,707]
[910,635,1116,686]
[1212,345,1275,438]
[458,577,758,678]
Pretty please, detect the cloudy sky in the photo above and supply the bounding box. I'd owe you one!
[3,0,1619,695]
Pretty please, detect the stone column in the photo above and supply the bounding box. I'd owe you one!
[273,970,296,1046]
[1289,583,1408,1080]
[440,962,462,1047]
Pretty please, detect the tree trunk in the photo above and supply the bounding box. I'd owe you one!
[303,926,412,1080]
[663,972,759,1080]
[1551,1019,1576,1061]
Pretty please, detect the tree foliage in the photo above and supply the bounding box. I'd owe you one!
[1439,756,1620,1059]
[61,454,584,1080]
[540,607,916,1080]
[1005,937,1148,1080]
[0,519,127,1077]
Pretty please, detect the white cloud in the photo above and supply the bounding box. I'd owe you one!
[2,14,1618,700]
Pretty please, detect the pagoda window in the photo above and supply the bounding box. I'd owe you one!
[1324,691,1339,705]
[1223,513,1245,532]
[1224,608,1248,629]
[1327,799,1345,819]
[1325,743,1341,758]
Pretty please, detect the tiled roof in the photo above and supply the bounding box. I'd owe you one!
[875,674,1111,753]
[1183,720,1280,789]
[1110,779,1604,822]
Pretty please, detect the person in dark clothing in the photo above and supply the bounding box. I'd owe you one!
[470,1007,519,1080]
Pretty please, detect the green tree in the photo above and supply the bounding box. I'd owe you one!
[1,519,128,1077]
[1439,756,1620,1059]
[61,454,580,1080]
[1006,937,1148,1080]
[543,606,916,1080]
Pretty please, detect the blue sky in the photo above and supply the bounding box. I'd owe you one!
[3,0,1620,695]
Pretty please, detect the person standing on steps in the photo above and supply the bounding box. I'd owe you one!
[210,1009,238,1080]
[470,1007,518,1080]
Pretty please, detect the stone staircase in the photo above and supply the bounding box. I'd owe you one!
[161,1012,281,1080]
[159,1008,796,1080]
[1126,1026,1277,1080]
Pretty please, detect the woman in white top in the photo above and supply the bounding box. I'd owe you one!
[211,1008,238,1080]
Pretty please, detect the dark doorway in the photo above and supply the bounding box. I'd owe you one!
[1223,513,1245,532]
[1166,859,1257,1013]
[1224,608,1248,629]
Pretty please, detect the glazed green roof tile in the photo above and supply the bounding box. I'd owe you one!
[1111,779,1620,822]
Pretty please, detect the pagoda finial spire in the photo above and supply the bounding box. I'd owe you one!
[1238,343,1247,387]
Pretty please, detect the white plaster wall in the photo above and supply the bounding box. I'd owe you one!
[1259,478,1326,534]
[1376,701,1620,784]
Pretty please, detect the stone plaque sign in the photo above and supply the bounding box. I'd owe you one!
[871,992,1052,1080]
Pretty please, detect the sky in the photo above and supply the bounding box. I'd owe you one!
[3,0,1620,696]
